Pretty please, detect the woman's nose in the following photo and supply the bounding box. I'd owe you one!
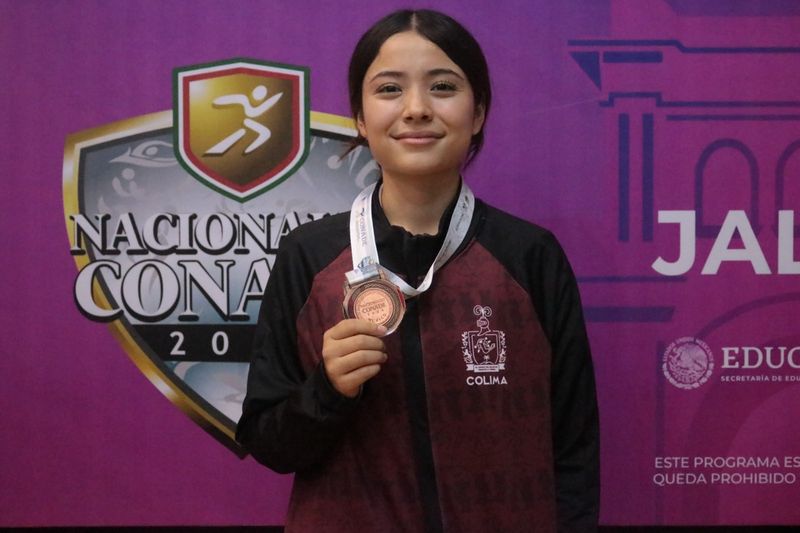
[403,87,432,121]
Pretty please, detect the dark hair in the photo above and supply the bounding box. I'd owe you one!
[347,9,491,165]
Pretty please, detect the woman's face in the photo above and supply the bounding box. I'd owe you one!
[357,31,484,184]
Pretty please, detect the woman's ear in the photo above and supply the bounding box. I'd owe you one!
[356,113,367,139]
[472,105,486,135]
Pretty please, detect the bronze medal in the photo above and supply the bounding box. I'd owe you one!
[345,182,474,335]
[343,276,405,334]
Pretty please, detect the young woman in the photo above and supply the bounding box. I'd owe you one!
[238,9,599,532]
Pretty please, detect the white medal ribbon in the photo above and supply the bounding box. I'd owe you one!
[348,180,475,298]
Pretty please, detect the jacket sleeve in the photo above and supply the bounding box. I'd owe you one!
[235,233,358,473]
[534,233,600,532]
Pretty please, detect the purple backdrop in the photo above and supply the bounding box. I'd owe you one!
[2,0,799,527]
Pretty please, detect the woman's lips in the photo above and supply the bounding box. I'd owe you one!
[393,131,444,145]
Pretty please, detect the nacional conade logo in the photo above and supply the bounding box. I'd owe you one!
[63,58,378,454]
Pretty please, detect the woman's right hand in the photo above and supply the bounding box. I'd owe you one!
[322,319,388,398]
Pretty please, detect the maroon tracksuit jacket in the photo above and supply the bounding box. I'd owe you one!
[237,190,599,532]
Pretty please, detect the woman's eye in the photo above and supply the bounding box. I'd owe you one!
[432,81,457,92]
[377,84,401,94]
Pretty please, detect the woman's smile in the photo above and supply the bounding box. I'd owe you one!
[392,130,444,145]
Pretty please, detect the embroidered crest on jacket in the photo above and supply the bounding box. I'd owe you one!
[462,305,507,374]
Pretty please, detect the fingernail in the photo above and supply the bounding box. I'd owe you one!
[376,325,388,335]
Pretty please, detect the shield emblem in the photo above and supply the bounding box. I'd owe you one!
[468,331,502,371]
[64,106,378,454]
[462,305,507,373]
[174,59,309,202]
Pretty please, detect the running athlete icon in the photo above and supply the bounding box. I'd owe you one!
[205,85,283,156]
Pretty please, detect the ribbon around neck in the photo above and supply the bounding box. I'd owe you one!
[347,180,475,298]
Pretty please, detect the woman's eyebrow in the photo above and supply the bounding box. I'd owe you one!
[368,70,404,83]
[427,68,465,80]
[368,68,465,84]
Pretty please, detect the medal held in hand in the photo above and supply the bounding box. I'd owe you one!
[345,180,475,335]
[342,262,405,335]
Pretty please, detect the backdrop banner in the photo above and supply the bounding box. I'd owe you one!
[2,0,799,527]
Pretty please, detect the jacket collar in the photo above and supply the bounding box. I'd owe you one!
[371,179,458,285]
